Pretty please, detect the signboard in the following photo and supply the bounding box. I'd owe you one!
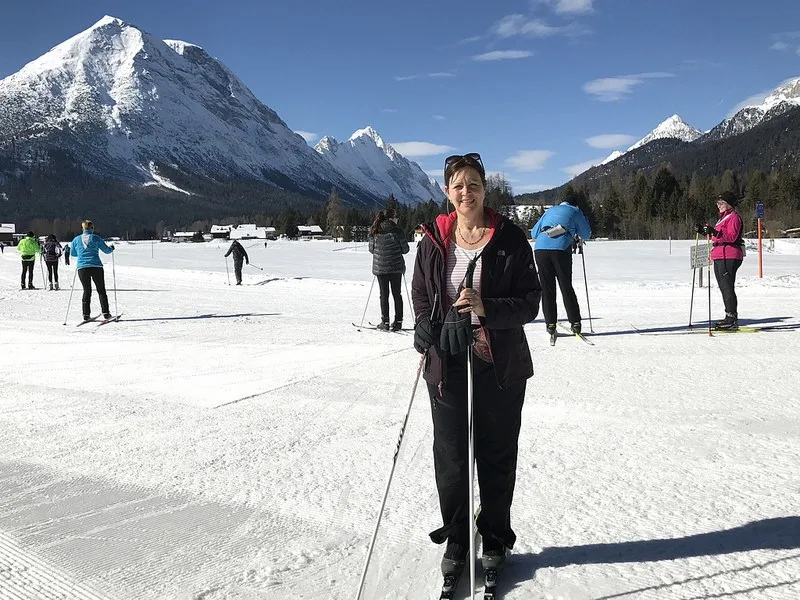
[690,244,711,269]
[756,203,765,219]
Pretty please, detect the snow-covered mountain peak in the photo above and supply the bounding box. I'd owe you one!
[94,15,127,29]
[755,77,800,111]
[314,136,338,153]
[163,39,203,56]
[349,126,385,147]
[628,114,702,151]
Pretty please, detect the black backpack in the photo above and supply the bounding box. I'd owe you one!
[44,240,61,261]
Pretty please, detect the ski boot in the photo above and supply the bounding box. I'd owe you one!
[54,282,59,290]
[714,313,738,330]
[376,319,390,331]
[390,320,403,332]
[546,323,557,346]
[49,283,54,291]
[571,321,582,334]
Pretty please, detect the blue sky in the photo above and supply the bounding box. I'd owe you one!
[2,0,800,194]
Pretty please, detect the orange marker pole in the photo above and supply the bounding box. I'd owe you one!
[758,217,763,278]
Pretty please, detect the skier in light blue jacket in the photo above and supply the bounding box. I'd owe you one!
[70,219,114,321]
[530,188,591,336]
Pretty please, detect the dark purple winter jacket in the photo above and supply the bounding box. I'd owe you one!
[411,208,541,390]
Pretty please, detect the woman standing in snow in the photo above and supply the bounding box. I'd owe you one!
[411,152,540,579]
[697,190,745,330]
[42,234,63,290]
[368,208,409,330]
[70,220,115,321]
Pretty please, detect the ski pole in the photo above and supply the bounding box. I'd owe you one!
[402,273,416,323]
[247,263,264,271]
[355,277,376,330]
[62,267,79,325]
[111,249,119,316]
[580,243,593,333]
[465,266,477,599]
[707,236,712,336]
[355,351,426,600]
[688,233,700,327]
[224,256,231,285]
[39,254,46,287]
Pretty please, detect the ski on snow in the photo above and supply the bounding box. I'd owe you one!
[96,314,123,327]
[631,323,791,336]
[557,322,594,345]
[351,322,411,333]
[76,315,101,327]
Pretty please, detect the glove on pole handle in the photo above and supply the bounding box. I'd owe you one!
[62,267,79,325]
[354,350,427,600]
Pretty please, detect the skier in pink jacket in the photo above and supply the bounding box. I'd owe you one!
[696,190,744,329]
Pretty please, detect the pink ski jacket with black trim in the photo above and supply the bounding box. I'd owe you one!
[710,210,744,261]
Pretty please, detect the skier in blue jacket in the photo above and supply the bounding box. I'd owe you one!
[70,219,114,321]
[530,187,591,336]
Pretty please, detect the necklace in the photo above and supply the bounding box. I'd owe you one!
[457,223,486,245]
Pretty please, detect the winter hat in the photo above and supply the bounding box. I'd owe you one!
[718,191,739,208]
[26,231,34,237]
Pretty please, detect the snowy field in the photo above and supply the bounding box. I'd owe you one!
[0,237,799,600]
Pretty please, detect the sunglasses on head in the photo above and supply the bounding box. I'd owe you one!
[444,153,483,170]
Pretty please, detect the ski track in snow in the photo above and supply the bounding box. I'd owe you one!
[1,239,799,599]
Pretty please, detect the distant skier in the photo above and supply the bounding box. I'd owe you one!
[696,190,745,330]
[368,208,409,330]
[42,234,63,290]
[70,220,114,321]
[530,187,592,337]
[224,239,249,285]
[0,241,5,253]
[17,231,41,289]
[64,243,70,265]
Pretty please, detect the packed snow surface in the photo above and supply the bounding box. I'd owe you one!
[1,238,799,599]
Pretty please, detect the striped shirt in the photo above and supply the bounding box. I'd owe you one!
[445,241,487,325]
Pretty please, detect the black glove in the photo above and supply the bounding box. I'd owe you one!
[109,244,115,250]
[705,225,718,237]
[413,317,440,354]
[694,223,705,235]
[439,306,474,355]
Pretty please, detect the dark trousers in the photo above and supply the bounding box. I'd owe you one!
[78,267,110,317]
[535,249,581,325]
[234,259,243,284]
[21,261,34,285]
[377,273,403,323]
[427,353,526,550]
[46,261,59,284]
[713,258,742,316]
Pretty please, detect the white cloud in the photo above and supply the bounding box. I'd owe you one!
[562,157,605,177]
[472,50,533,61]
[395,72,455,81]
[389,142,456,158]
[770,41,789,50]
[583,72,675,101]
[504,150,553,171]
[381,108,398,113]
[585,134,636,149]
[294,130,317,143]
[433,115,445,120]
[532,0,594,14]
[491,14,569,38]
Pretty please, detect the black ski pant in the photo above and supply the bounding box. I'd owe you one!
[713,258,742,316]
[78,267,110,318]
[20,261,34,286]
[234,259,244,284]
[46,261,59,284]
[376,272,403,323]
[535,249,581,325]
[427,352,526,550]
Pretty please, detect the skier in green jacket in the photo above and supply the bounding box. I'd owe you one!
[17,231,41,290]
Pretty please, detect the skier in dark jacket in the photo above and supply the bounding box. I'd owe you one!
[368,208,410,330]
[412,152,541,579]
[64,243,70,265]
[224,239,249,285]
[42,234,63,290]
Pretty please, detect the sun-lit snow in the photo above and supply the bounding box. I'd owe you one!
[1,237,799,599]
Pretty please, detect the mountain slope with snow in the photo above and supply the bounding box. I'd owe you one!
[314,127,443,204]
[627,114,703,152]
[0,16,438,206]
[704,77,800,142]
